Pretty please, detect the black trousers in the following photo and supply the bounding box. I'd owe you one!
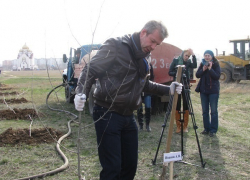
[93,105,138,180]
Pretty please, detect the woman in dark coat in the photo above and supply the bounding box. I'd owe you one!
[169,49,197,133]
[195,50,221,137]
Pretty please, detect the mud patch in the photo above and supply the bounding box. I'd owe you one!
[0,91,18,95]
[0,97,28,104]
[0,127,64,146]
[0,108,38,120]
[0,88,12,90]
[0,83,6,87]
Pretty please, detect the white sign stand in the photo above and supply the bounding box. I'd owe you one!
[163,151,182,163]
[163,151,182,180]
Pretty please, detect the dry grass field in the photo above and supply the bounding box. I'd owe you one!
[0,70,249,180]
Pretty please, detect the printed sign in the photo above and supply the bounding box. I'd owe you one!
[163,151,182,163]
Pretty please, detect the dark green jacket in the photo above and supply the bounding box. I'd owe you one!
[168,55,197,84]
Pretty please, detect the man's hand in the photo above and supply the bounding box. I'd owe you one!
[74,94,86,111]
[170,82,183,95]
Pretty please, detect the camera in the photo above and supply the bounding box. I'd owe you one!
[205,62,210,67]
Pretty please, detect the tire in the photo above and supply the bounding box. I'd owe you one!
[88,84,96,115]
[65,84,75,103]
[220,68,232,83]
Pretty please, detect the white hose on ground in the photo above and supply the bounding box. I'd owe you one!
[16,120,73,180]
[15,83,78,180]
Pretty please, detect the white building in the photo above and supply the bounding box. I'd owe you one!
[14,44,34,70]
[34,58,66,70]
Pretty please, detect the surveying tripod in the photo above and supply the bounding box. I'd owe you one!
[152,66,206,168]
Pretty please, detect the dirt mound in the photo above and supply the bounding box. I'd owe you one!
[0,83,6,87]
[0,87,12,90]
[0,127,64,146]
[0,97,28,104]
[0,108,38,120]
[0,91,18,95]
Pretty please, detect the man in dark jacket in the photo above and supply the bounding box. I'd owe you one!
[74,20,182,180]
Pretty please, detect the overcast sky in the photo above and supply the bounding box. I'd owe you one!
[0,0,249,64]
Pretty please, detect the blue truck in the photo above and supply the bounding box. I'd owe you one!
[62,44,101,113]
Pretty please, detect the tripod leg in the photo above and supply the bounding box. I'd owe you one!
[152,95,174,165]
[178,70,206,168]
[183,110,189,132]
[152,124,166,165]
[185,89,206,168]
[180,111,184,156]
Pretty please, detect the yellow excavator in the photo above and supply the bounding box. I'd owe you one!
[216,37,250,83]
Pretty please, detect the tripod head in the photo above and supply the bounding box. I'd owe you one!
[174,65,187,77]
[174,66,188,85]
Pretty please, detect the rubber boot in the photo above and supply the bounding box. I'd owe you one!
[183,110,189,132]
[137,107,144,130]
[175,110,181,133]
[145,108,151,132]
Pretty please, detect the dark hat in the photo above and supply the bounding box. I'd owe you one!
[204,50,214,57]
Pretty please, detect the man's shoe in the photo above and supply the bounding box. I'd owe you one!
[209,132,215,137]
[146,125,151,132]
[201,130,209,135]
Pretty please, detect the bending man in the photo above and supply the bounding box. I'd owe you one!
[74,20,182,180]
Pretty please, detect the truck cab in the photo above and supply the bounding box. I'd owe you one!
[62,44,101,103]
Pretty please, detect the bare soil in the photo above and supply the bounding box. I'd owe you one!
[0,127,64,146]
[0,108,38,120]
[0,97,28,104]
[0,91,18,95]
[0,82,6,87]
[0,87,12,90]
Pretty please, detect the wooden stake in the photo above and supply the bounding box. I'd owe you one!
[159,65,184,180]
[169,161,174,180]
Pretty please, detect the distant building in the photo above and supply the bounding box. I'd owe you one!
[14,44,34,70]
[34,58,66,70]
[1,43,66,70]
[2,60,13,70]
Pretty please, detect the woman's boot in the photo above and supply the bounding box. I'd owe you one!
[137,107,144,130]
[175,110,181,133]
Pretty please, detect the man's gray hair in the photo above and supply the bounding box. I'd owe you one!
[142,20,168,39]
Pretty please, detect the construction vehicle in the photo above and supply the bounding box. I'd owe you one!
[216,38,250,83]
[62,42,195,114]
